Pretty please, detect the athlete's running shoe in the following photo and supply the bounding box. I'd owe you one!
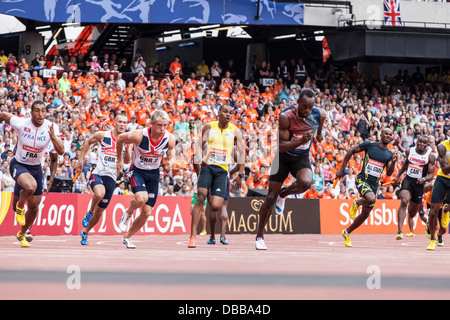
[16,232,30,248]
[438,235,444,247]
[275,196,286,215]
[220,236,229,245]
[199,230,207,236]
[441,205,450,229]
[207,238,216,245]
[349,199,358,220]
[255,236,267,250]
[82,211,93,228]
[15,203,26,226]
[396,232,403,240]
[80,231,89,245]
[406,232,415,237]
[427,240,436,251]
[122,237,136,249]
[188,236,196,248]
[25,230,33,242]
[342,229,352,247]
[119,211,131,232]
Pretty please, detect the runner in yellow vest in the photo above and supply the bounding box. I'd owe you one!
[188,105,245,248]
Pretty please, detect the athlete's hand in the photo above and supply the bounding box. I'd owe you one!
[298,131,313,145]
[116,160,123,178]
[315,133,323,143]
[392,152,398,163]
[48,123,55,137]
[335,168,344,179]
[46,177,54,195]
[417,177,425,185]
[234,174,243,190]
[75,159,83,172]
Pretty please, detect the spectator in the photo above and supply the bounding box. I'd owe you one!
[210,61,222,77]
[303,183,319,199]
[169,55,182,75]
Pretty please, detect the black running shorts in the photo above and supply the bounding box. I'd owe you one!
[197,164,229,199]
[400,177,425,205]
[431,175,450,205]
[269,152,311,183]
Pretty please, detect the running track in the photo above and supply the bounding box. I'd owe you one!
[1,234,450,300]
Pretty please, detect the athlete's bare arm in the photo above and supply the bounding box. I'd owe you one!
[234,128,245,188]
[421,153,436,184]
[0,112,14,125]
[76,131,105,171]
[200,123,212,167]
[123,143,132,165]
[46,152,58,193]
[336,145,362,179]
[385,152,398,176]
[49,123,64,155]
[116,130,144,177]
[394,149,410,181]
[315,108,326,143]
[437,143,450,176]
[165,133,176,168]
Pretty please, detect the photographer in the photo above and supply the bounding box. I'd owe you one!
[131,56,146,73]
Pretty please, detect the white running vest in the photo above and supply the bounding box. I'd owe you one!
[92,130,119,179]
[132,127,170,170]
[11,116,53,166]
[406,146,431,179]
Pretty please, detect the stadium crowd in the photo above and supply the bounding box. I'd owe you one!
[0,48,448,200]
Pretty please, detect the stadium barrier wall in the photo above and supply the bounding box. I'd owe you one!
[319,199,427,235]
[0,193,426,236]
[0,192,192,236]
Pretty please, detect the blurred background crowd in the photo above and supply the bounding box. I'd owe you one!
[0,48,448,199]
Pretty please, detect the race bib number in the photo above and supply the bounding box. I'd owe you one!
[407,164,423,179]
[103,155,117,168]
[365,159,384,178]
[23,145,42,159]
[208,147,227,165]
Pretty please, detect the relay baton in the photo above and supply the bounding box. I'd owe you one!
[72,168,81,183]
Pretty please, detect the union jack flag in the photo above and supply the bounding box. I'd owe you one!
[384,0,402,26]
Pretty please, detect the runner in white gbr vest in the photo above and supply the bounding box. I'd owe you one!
[116,110,175,249]
[77,114,132,246]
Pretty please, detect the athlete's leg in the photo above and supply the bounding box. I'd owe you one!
[125,190,149,220]
[19,195,42,235]
[428,203,441,242]
[125,202,153,239]
[346,191,376,234]
[89,183,106,214]
[397,190,412,235]
[219,200,228,240]
[209,199,229,242]
[256,180,283,239]
[407,201,422,234]
[280,168,313,198]
[190,187,208,238]
[209,203,217,242]
[429,177,448,242]
[16,173,37,208]
[200,205,207,235]
[82,183,106,232]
